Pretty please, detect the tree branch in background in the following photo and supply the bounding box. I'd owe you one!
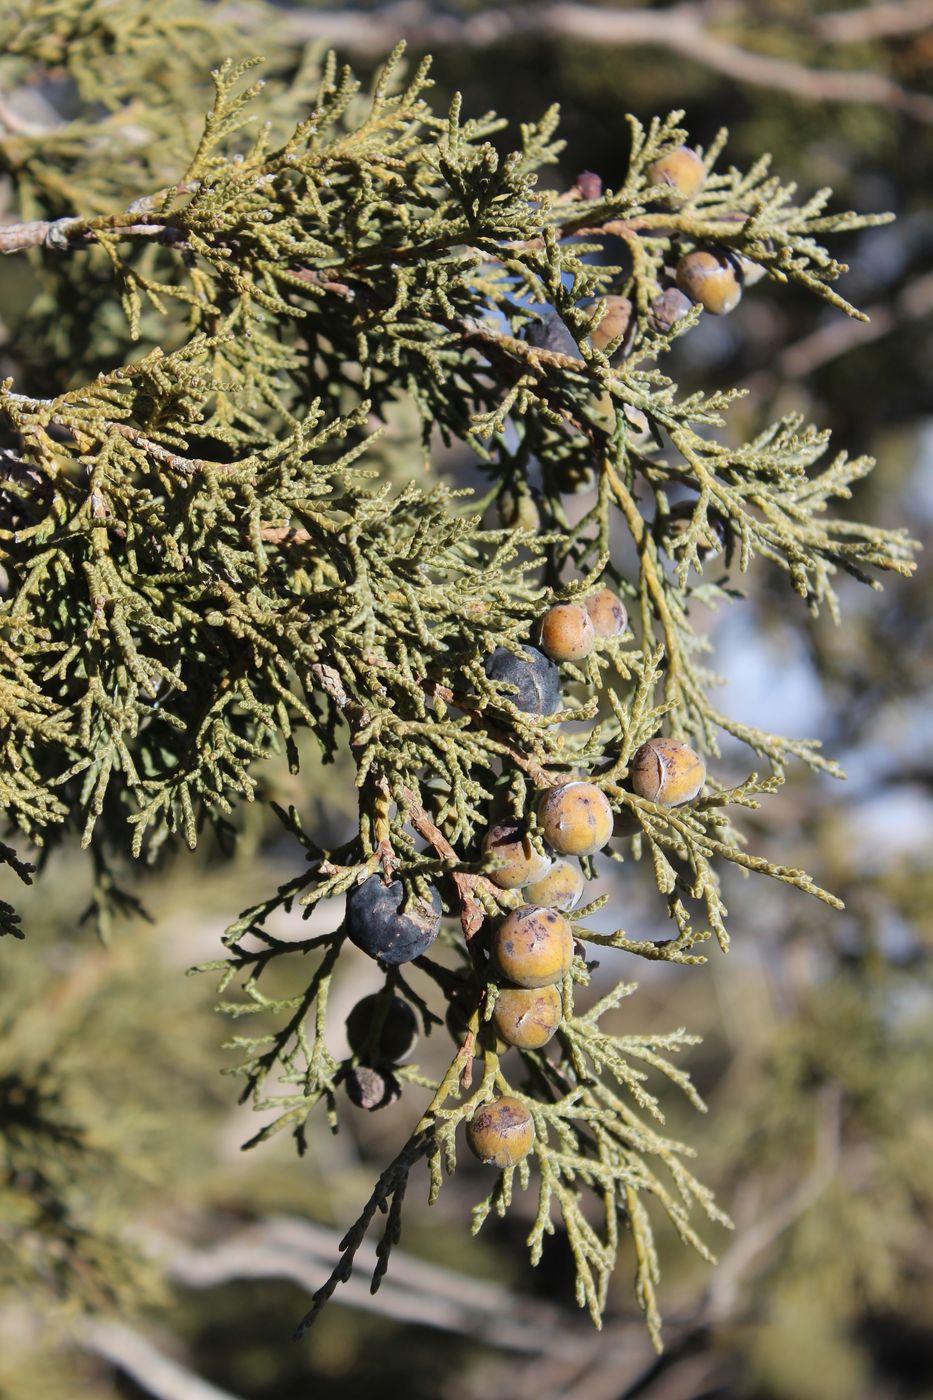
[741,268,933,396]
[157,1215,594,1356]
[92,1092,840,1400]
[240,2,933,123]
[79,1320,243,1400]
[814,0,933,43]
[703,1083,843,1325]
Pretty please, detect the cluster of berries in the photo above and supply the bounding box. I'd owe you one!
[340,586,708,1174]
[519,146,760,469]
[508,150,762,531]
[647,144,763,321]
[467,727,704,1168]
[340,147,730,1147]
[484,585,625,718]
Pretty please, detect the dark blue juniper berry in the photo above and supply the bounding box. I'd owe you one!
[484,645,561,716]
[346,875,442,965]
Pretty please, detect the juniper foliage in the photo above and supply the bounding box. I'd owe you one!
[0,16,917,1343]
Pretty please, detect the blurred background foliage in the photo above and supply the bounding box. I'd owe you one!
[1,0,932,1396]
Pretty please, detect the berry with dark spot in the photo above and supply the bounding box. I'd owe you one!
[539,603,596,663]
[492,906,574,988]
[482,821,551,890]
[647,145,706,202]
[630,737,706,806]
[346,1064,401,1110]
[676,250,743,315]
[492,984,563,1050]
[584,587,627,639]
[467,1095,535,1168]
[346,876,442,966]
[484,646,561,716]
[525,859,585,912]
[538,782,614,857]
[346,993,418,1063]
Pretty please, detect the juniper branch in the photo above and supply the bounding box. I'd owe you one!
[0,37,918,1340]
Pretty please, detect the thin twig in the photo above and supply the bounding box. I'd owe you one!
[399,783,490,945]
[0,182,198,255]
[308,661,353,710]
[0,96,51,137]
[110,424,237,476]
[0,215,176,255]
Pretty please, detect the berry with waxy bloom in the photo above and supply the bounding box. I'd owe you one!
[346,1064,401,1111]
[647,145,706,201]
[539,603,596,664]
[492,906,574,988]
[584,587,627,639]
[467,1096,536,1168]
[676,250,743,315]
[538,781,614,857]
[630,737,706,806]
[717,212,768,285]
[492,984,563,1050]
[484,645,561,716]
[525,308,582,359]
[346,993,418,1063]
[482,821,551,891]
[525,859,586,912]
[575,170,602,201]
[346,876,442,966]
[648,286,693,335]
